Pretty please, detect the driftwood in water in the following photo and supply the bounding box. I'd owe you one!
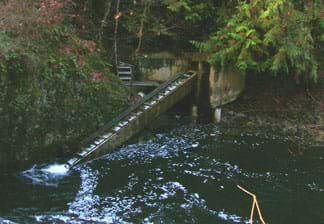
[237,185,266,224]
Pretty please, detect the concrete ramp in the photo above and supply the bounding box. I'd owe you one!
[66,72,197,168]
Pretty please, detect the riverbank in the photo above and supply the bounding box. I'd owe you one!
[0,1,128,170]
[221,87,323,151]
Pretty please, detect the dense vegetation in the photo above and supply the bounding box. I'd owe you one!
[0,0,322,167]
[193,0,324,82]
[0,0,128,166]
[76,0,323,82]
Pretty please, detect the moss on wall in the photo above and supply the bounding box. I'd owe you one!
[0,25,128,169]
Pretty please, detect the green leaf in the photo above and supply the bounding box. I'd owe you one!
[246,29,256,37]
[235,25,249,33]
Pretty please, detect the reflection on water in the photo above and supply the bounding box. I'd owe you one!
[1,116,324,223]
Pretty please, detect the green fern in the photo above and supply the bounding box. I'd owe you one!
[191,0,323,82]
[190,40,211,53]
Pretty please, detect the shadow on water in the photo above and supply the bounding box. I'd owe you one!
[1,114,324,223]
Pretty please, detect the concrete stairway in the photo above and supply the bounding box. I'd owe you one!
[66,72,197,168]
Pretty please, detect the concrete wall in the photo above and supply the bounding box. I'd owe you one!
[137,52,189,82]
[137,52,245,109]
[209,65,245,108]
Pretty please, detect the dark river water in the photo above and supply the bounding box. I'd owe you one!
[1,115,324,224]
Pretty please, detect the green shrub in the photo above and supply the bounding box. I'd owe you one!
[193,0,324,82]
[0,49,128,162]
[0,0,128,165]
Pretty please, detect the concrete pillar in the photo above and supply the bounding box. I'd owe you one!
[191,104,198,118]
[196,61,203,99]
[209,65,217,108]
[213,108,222,123]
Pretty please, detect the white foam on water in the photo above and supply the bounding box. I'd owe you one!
[217,210,248,223]
[21,163,70,187]
[191,142,199,148]
[66,166,127,223]
[42,164,70,176]
[0,217,17,224]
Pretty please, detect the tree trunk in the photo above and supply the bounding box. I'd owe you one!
[135,0,150,54]
[114,0,121,71]
[98,0,112,47]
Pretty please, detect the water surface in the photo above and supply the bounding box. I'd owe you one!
[1,115,324,223]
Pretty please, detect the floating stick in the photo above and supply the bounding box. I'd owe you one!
[237,185,266,224]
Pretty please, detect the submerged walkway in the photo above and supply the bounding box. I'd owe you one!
[66,72,197,168]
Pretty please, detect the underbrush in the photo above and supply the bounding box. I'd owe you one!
[0,0,128,168]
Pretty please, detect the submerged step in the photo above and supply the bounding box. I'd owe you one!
[77,142,100,157]
[102,132,113,139]
[168,85,177,91]
[78,150,88,157]
[88,144,96,148]
[67,158,78,166]
[156,95,164,100]
[94,138,106,145]
[136,111,143,116]
[162,90,171,95]
[128,115,137,122]
[118,121,128,127]
[113,126,122,132]
[148,100,157,106]
[143,105,151,110]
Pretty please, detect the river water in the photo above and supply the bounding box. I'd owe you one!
[0,115,324,224]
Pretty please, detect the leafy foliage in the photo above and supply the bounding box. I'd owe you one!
[73,0,227,52]
[0,0,128,161]
[192,0,324,82]
[0,50,127,158]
